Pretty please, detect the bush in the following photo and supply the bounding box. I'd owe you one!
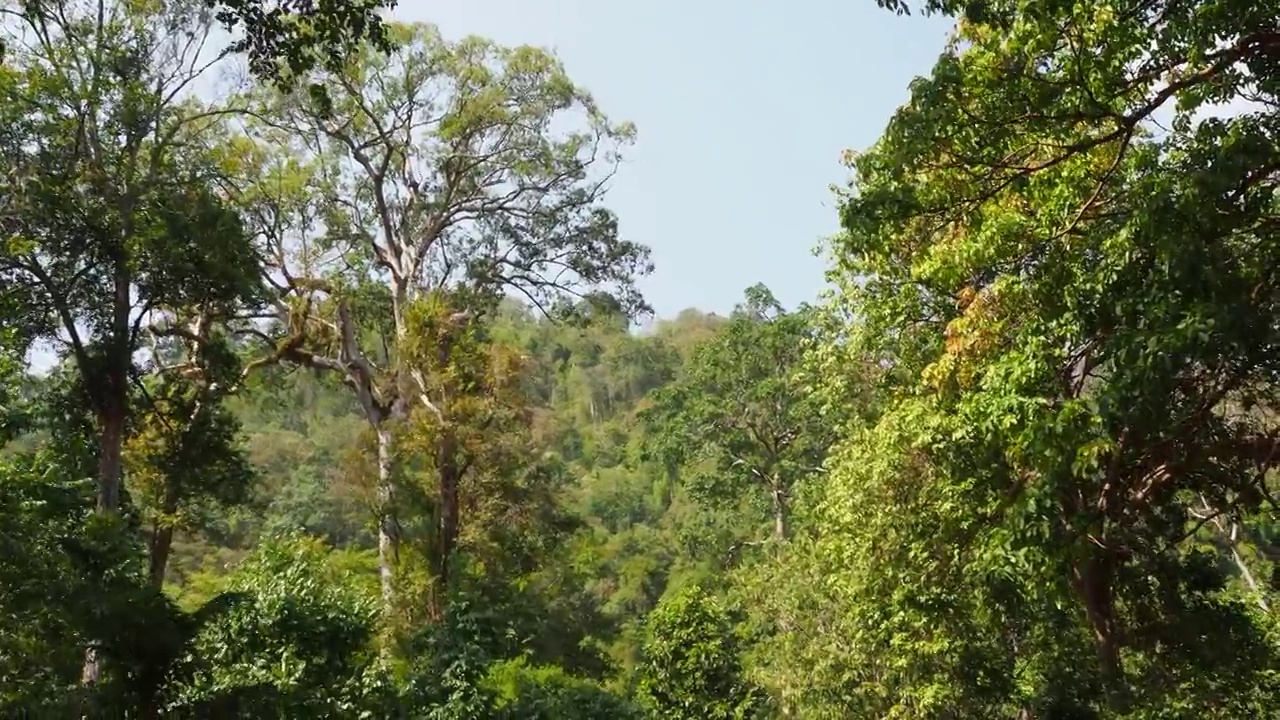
[0,453,187,715]
[484,658,641,719]
[636,585,767,719]
[162,534,390,716]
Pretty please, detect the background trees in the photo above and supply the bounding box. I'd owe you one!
[644,285,837,542]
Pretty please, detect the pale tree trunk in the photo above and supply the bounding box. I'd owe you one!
[371,393,409,611]
[1220,521,1269,611]
[330,295,406,612]
[1228,539,1269,611]
[375,422,399,607]
[378,285,412,609]
[771,485,788,541]
[1197,495,1271,612]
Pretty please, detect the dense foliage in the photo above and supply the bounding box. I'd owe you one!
[1,0,1276,717]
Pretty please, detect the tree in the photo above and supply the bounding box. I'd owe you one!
[392,291,570,620]
[0,0,270,685]
[798,0,1280,714]
[234,22,651,608]
[636,586,766,719]
[644,285,836,541]
[124,334,256,585]
[0,0,261,515]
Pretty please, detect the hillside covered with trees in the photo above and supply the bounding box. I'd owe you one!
[1,0,1277,717]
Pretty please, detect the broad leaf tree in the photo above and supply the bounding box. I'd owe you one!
[0,1,261,513]
[644,285,836,541]
[233,22,651,607]
[125,328,256,586]
[796,0,1280,715]
[391,291,569,620]
[0,0,266,685]
[636,585,766,719]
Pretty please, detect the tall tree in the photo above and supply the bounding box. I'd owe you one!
[794,0,1280,715]
[644,285,836,541]
[0,0,264,685]
[0,0,260,514]
[234,22,651,607]
[395,292,539,618]
[125,327,256,586]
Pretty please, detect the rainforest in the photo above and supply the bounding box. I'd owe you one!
[1,0,1277,717]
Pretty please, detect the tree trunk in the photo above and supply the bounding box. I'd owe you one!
[1070,550,1123,695]
[81,645,101,688]
[148,524,175,588]
[1229,542,1269,611]
[771,485,788,541]
[1201,504,1272,612]
[437,448,460,590]
[97,254,131,512]
[83,404,127,686]
[376,424,398,608]
[96,406,126,512]
[147,479,181,587]
[428,430,461,620]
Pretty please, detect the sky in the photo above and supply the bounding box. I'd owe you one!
[391,0,955,320]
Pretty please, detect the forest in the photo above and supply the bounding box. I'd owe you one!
[0,0,1277,717]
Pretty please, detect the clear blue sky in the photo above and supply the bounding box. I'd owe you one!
[397,0,954,319]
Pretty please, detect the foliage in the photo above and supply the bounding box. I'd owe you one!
[483,658,642,719]
[209,0,396,81]
[5,0,1276,716]
[644,285,837,540]
[0,450,189,715]
[636,585,767,719]
[776,0,1280,716]
[164,534,388,716]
